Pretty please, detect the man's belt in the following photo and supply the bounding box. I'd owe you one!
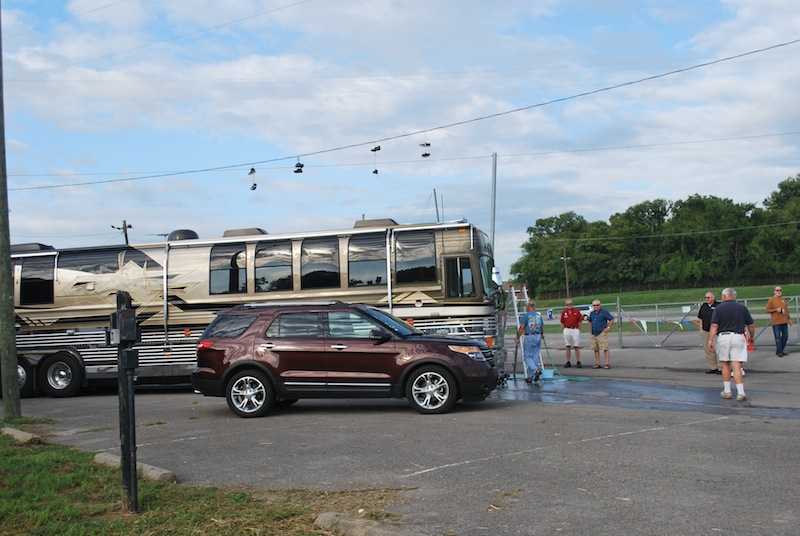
[718,331,743,335]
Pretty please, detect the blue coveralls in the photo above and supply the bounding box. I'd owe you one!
[520,310,544,379]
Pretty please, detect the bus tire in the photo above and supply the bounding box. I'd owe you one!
[38,353,84,398]
[225,369,275,418]
[18,357,35,398]
[405,365,457,414]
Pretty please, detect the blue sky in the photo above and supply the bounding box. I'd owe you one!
[3,0,799,279]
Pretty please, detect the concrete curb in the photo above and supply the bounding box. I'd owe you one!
[94,452,177,483]
[1,426,40,444]
[315,512,429,536]
[1,427,176,483]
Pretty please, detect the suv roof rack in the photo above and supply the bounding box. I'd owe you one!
[238,301,346,309]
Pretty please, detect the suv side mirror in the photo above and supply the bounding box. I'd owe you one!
[369,329,392,344]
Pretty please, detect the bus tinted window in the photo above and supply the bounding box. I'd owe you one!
[301,238,339,289]
[21,256,55,305]
[122,249,163,271]
[59,249,120,274]
[348,234,387,287]
[445,257,475,298]
[210,243,247,294]
[256,241,293,292]
[396,231,436,283]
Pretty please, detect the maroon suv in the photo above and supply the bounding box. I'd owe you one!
[191,302,498,417]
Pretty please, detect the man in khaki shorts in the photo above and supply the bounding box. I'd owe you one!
[588,300,614,368]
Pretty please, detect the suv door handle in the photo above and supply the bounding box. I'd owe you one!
[330,344,348,350]
[258,343,277,349]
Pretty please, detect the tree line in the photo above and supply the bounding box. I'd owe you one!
[510,173,800,298]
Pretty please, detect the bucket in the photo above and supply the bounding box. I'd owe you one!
[541,369,554,379]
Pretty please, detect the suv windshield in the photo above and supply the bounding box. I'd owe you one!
[360,307,424,337]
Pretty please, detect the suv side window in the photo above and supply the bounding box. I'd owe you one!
[328,311,380,338]
[205,314,257,338]
[265,312,323,338]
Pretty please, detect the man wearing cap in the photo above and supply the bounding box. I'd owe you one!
[516,302,544,383]
[708,288,755,401]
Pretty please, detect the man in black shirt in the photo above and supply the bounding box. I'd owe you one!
[708,288,755,401]
[697,291,720,374]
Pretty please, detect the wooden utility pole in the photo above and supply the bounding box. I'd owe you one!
[0,3,22,418]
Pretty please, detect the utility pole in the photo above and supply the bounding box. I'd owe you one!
[0,3,22,418]
[112,220,132,245]
[560,242,571,299]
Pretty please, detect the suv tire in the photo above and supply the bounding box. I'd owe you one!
[226,369,276,418]
[406,365,457,414]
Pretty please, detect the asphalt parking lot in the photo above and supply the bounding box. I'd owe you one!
[6,345,800,535]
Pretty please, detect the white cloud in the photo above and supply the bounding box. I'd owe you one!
[3,0,799,279]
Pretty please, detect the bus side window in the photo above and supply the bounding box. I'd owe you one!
[209,243,247,294]
[301,237,339,290]
[395,231,436,284]
[255,240,293,292]
[348,234,387,287]
[445,257,475,298]
[20,256,55,305]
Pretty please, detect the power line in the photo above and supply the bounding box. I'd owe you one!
[9,129,800,188]
[538,220,800,244]
[2,1,131,41]
[8,38,800,191]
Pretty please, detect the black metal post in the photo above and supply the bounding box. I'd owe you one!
[111,291,140,513]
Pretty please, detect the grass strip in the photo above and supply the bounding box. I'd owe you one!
[0,433,404,535]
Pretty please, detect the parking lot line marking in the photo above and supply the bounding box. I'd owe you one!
[402,415,729,477]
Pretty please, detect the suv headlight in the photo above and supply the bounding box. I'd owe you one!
[448,345,485,361]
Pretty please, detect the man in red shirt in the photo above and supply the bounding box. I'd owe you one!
[559,299,584,368]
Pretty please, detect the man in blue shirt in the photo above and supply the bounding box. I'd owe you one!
[589,300,615,368]
[516,302,544,383]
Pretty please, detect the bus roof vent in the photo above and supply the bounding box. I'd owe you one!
[354,218,398,228]
[222,228,268,237]
[167,229,199,241]
[10,243,56,254]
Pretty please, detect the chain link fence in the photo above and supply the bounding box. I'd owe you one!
[609,295,799,349]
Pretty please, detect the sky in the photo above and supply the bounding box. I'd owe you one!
[2,0,799,280]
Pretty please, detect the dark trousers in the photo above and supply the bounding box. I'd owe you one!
[772,324,789,354]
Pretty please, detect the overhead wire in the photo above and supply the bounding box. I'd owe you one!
[7,38,800,191]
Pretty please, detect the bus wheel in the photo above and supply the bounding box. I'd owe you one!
[38,354,84,398]
[226,369,275,418]
[18,357,35,398]
[406,366,457,414]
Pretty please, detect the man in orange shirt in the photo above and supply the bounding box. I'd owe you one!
[559,299,584,368]
[766,285,792,357]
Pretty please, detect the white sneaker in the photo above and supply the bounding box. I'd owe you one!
[737,393,747,401]
[720,391,732,399]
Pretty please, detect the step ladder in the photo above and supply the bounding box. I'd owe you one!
[508,285,529,376]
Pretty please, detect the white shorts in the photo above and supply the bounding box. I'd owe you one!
[716,332,748,363]
[563,327,581,348]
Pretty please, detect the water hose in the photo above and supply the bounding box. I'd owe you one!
[542,336,590,382]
